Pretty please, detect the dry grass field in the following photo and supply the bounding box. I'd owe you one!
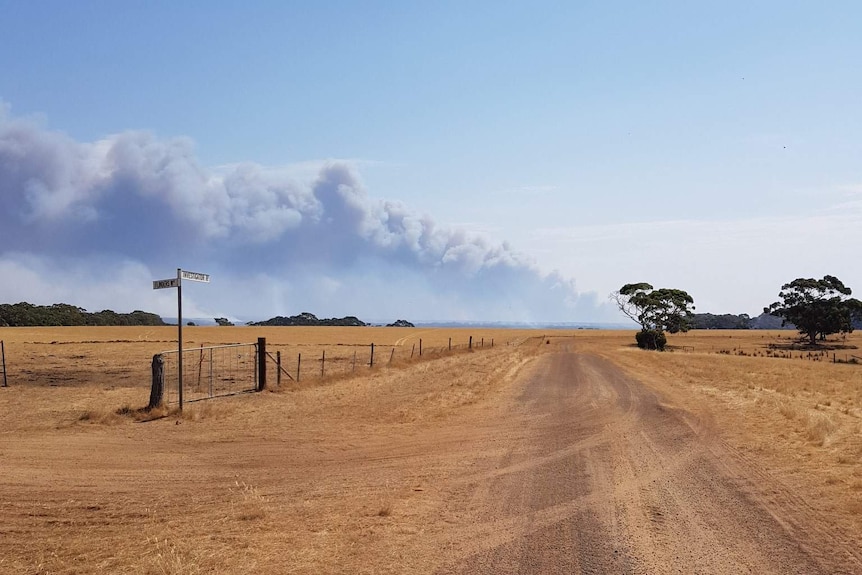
[1,326,861,573]
[576,329,862,539]
[0,326,519,392]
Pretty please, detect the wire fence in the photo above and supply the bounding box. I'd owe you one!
[160,342,258,404]
[714,346,862,364]
[150,334,543,407]
[267,335,504,384]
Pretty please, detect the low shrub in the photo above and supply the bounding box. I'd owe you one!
[636,329,667,351]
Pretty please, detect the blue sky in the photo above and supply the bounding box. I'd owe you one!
[2,2,861,323]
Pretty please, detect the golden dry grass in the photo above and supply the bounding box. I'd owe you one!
[2,326,862,573]
[0,326,547,574]
[579,328,862,537]
[0,325,538,390]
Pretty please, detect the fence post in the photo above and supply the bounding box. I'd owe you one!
[419,339,423,356]
[297,353,301,382]
[197,343,204,391]
[469,336,472,350]
[352,350,357,372]
[1,340,6,387]
[411,343,415,358]
[491,338,494,348]
[389,348,395,364]
[481,338,484,348]
[448,337,451,351]
[208,348,214,397]
[257,337,267,391]
[277,351,282,386]
[321,350,326,377]
[370,343,375,367]
[148,354,165,409]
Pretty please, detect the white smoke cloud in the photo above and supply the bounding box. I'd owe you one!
[0,104,615,323]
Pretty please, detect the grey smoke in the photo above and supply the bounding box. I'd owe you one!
[0,106,614,322]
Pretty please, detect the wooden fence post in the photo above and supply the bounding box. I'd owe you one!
[389,348,395,363]
[257,337,266,391]
[411,343,415,358]
[321,350,326,377]
[297,353,302,382]
[196,343,204,391]
[469,336,472,349]
[419,339,423,356]
[353,350,357,372]
[370,343,375,367]
[277,351,282,386]
[448,337,451,351]
[1,340,7,387]
[148,354,165,409]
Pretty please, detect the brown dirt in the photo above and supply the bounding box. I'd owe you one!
[1,329,861,573]
[436,347,862,573]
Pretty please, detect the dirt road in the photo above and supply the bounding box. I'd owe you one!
[437,350,862,574]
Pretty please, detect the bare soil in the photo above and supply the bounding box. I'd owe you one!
[1,329,861,573]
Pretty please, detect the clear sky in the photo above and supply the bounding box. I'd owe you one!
[2,1,861,323]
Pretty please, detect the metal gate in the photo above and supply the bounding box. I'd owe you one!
[160,342,258,403]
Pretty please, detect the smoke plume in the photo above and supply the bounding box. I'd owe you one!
[0,105,613,322]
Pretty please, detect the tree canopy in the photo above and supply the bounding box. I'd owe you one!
[0,302,165,327]
[611,283,695,350]
[764,275,862,345]
[689,313,751,330]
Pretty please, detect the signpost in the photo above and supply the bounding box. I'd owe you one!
[153,268,210,410]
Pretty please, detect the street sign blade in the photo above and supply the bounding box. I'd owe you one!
[180,270,210,283]
[153,278,179,290]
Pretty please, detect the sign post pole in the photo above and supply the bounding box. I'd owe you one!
[177,268,183,410]
[153,268,209,411]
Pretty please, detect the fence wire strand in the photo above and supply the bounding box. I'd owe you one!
[161,343,257,403]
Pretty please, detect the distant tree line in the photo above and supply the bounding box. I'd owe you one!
[0,302,165,327]
[249,312,367,327]
[248,312,415,328]
[689,312,795,330]
[689,313,752,330]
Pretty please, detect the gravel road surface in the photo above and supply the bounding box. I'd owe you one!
[438,350,862,574]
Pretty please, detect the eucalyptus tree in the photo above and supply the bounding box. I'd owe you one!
[765,275,862,345]
[611,282,695,350]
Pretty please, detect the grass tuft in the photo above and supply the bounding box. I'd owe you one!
[806,412,837,446]
[77,407,124,425]
[140,537,202,575]
[231,481,267,521]
[377,504,392,517]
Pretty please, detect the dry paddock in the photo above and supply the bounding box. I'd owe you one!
[1,327,861,573]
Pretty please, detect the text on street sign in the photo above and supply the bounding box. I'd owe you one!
[181,270,210,283]
[153,278,179,290]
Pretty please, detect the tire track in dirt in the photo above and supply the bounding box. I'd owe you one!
[394,329,437,347]
[436,350,862,574]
